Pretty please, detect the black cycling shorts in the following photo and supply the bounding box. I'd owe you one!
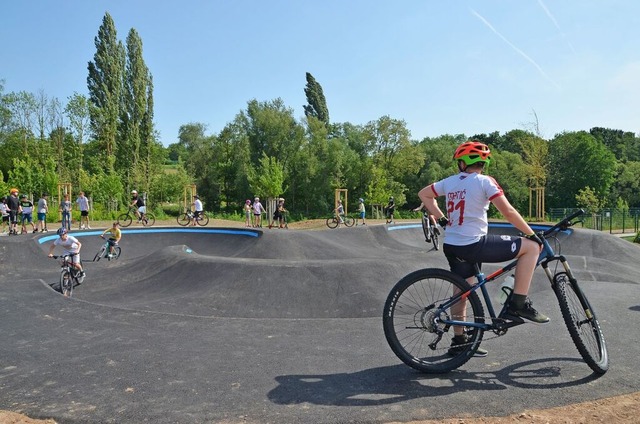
[443,234,522,279]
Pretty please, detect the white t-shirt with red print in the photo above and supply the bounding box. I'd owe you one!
[431,172,504,246]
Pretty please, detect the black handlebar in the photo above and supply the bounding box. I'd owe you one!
[543,209,585,236]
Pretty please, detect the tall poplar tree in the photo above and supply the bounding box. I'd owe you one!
[121,28,151,188]
[303,72,329,126]
[87,12,125,168]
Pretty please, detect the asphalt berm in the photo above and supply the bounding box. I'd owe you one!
[1,221,639,423]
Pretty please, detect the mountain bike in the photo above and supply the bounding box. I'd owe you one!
[117,206,155,227]
[383,209,608,374]
[51,253,83,297]
[177,210,209,226]
[326,214,354,229]
[421,211,440,251]
[93,235,121,261]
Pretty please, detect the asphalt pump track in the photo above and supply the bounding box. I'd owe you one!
[0,223,639,423]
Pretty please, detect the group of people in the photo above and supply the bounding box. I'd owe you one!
[243,196,287,228]
[1,189,49,235]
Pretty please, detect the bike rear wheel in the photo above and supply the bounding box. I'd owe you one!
[177,213,191,226]
[326,217,339,229]
[343,216,355,227]
[196,212,209,226]
[117,213,133,228]
[93,245,106,262]
[142,213,155,227]
[553,272,608,374]
[60,270,73,297]
[111,246,121,260]
[383,268,485,373]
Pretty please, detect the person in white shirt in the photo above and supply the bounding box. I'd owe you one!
[192,195,203,226]
[252,197,266,228]
[418,140,548,357]
[76,191,91,229]
[48,227,85,277]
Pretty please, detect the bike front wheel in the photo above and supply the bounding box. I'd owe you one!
[118,213,133,228]
[60,270,73,297]
[196,213,209,226]
[93,245,106,262]
[421,216,432,243]
[142,213,155,227]
[343,216,355,227]
[553,272,608,374]
[431,227,440,251]
[383,268,485,373]
[326,217,339,229]
[177,213,191,226]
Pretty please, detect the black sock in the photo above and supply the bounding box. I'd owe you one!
[512,294,527,309]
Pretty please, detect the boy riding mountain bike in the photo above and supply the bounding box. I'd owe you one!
[48,227,85,279]
[418,140,548,357]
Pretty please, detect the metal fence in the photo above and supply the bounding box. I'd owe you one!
[548,208,640,234]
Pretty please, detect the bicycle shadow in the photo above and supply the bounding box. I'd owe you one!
[267,358,601,407]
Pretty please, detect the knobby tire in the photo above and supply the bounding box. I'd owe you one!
[60,270,73,297]
[383,268,485,373]
[421,216,431,243]
[553,272,608,374]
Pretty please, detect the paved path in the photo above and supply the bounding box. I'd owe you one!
[0,224,639,423]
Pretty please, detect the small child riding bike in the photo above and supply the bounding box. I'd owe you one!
[100,222,121,258]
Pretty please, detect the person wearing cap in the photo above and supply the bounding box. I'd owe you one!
[7,189,20,235]
[252,196,266,228]
[272,197,287,229]
[357,198,366,226]
[243,199,253,227]
[19,194,36,234]
[191,195,203,226]
[48,227,85,278]
[37,192,49,233]
[130,190,146,223]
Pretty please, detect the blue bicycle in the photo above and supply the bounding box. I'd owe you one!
[383,209,608,374]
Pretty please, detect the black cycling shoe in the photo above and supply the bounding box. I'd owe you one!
[506,298,550,323]
[447,335,488,357]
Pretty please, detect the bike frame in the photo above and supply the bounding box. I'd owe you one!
[435,210,584,331]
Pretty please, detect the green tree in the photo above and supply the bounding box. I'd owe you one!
[303,72,329,126]
[547,131,616,208]
[248,153,286,200]
[120,28,152,190]
[87,12,125,165]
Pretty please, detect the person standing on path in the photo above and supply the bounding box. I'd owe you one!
[76,191,91,229]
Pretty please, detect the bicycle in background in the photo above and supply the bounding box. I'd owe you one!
[93,235,121,261]
[326,214,354,229]
[117,206,155,227]
[383,209,608,375]
[421,211,440,251]
[177,210,210,226]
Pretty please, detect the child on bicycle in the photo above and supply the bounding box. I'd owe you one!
[334,199,345,224]
[412,202,439,235]
[418,141,548,357]
[100,222,121,258]
[48,227,85,277]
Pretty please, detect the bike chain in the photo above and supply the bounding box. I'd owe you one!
[429,315,531,352]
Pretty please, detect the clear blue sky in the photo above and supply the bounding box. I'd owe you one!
[2,0,639,146]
